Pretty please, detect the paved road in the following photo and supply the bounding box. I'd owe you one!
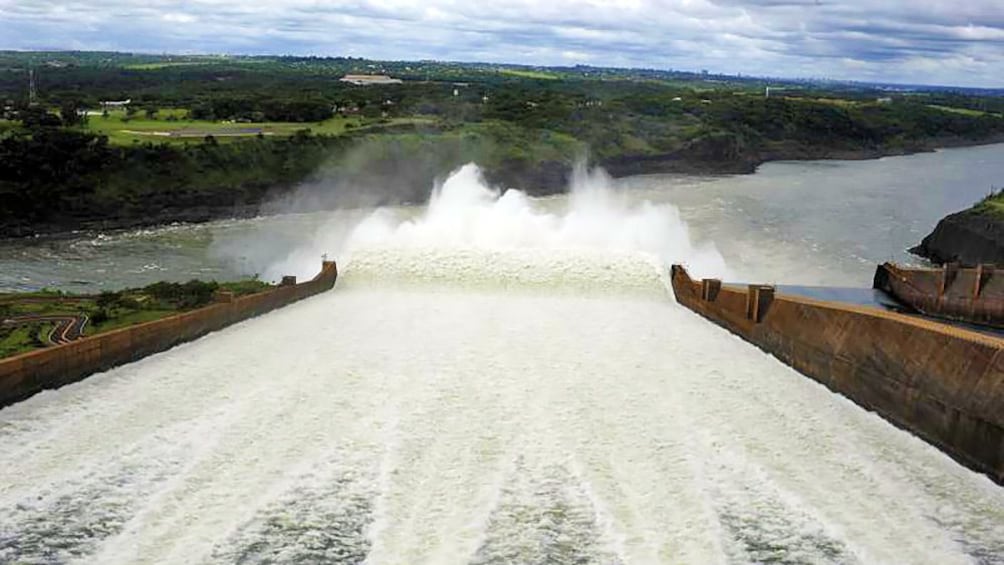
[1,314,89,345]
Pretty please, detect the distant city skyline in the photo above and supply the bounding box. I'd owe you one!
[1,0,1002,89]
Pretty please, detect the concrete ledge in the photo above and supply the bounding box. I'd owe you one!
[875,262,1004,328]
[671,264,1004,484]
[0,261,338,408]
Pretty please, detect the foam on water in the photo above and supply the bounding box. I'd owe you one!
[1,164,1003,564]
[260,163,729,289]
[2,289,1002,564]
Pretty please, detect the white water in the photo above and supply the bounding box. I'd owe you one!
[259,163,729,286]
[1,164,1003,564]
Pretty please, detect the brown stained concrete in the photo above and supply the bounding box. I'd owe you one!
[671,265,1004,485]
[876,262,1004,328]
[0,261,338,408]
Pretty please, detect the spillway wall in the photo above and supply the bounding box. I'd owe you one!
[671,265,1004,484]
[0,261,338,408]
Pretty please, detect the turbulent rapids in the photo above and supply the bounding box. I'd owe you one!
[1,165,1003,564]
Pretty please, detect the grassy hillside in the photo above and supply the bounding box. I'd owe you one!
[973,189,1004,218]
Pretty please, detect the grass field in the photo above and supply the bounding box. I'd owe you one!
[0,325,34,358]
[975,191,1004,218]
[927,104,989,117]
[85,309,175,334]
[84,109,364,144]
[82,109,435,145]
[0,277,276,359]
[123,61,213,70]
[804,97,862,108]
[500,68,559,80]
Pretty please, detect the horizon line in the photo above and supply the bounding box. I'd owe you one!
[3,47,1003,93]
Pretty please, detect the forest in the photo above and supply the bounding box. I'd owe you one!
[2,51,1004,236]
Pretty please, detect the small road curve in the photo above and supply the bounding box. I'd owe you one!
[1,314,89,346]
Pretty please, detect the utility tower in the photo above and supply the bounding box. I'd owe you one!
[28,68,38,106]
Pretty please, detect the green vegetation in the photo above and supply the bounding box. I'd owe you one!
[0,276,274,359]
[927,105,990,117]
[123,61,211,71]
[218,279,274,296]
[0,325,40,358]
[973,188,1004,218]
[87,309,175,334]
[0,127,350,233]
[80,108,434,145]
[499,69,559,80]
[1,50,1003,236]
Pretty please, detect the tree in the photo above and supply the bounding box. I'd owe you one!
[18,106,62,128]
[60,101,85,127]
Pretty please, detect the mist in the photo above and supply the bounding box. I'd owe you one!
[213,161,729,289]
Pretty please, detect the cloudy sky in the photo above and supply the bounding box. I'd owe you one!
[1,0,1002,87]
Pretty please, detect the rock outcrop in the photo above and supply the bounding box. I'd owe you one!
[911,209,1004,266]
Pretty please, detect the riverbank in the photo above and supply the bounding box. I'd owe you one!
[5,135,1004,241]
[0,261,337,406]
[7,49,1004,240]
[602,134,1004,177]
[911,189,1004,265]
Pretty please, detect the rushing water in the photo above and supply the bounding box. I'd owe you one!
[1,146,1004,564]
[3,143,1004,293]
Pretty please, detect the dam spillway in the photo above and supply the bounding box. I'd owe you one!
[1,164,1004,564]
[2,255,1004,564]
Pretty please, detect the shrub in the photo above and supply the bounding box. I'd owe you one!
[90,308,109,325]
[143,280,219,309]
[96,291,121,309]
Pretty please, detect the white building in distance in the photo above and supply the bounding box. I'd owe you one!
[100,99,132,109]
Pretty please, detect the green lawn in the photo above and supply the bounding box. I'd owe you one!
[219,279,273,296]
[82,109,435,145]
[806,97,861,108]
[85,309,176,335]
[927,105,990,117]
[123,61,213,70]
[975,195,1004,218]
[0,276,276,359]
[0,325,37,358]
[500,68,559,80]
[0,321,56,357]
[11,300,89,316]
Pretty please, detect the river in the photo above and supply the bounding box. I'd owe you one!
[3,143,1004,293]
[0,145,1003,564]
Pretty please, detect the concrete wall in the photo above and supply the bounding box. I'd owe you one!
[0,261,338,408]
[875,262,1004,328]
[671,265,1004,484]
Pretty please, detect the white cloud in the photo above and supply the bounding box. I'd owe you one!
[0,0,1002,87]
[162,12,196,23]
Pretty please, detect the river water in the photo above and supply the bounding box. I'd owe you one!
[1,146,1003,564]
[3,143,1004,293]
